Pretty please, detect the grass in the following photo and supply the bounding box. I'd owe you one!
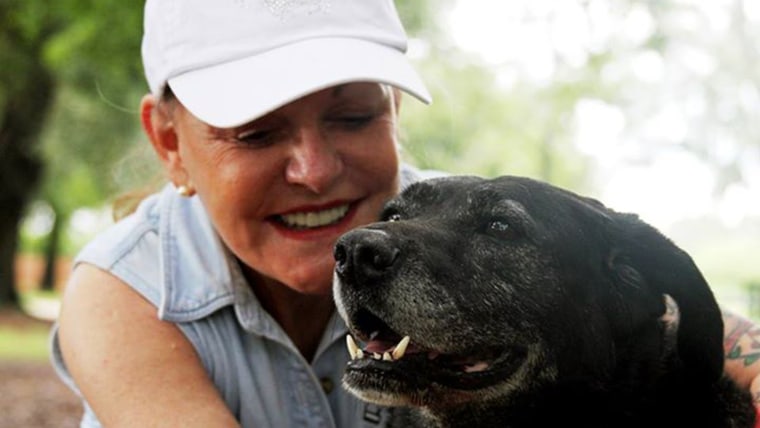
[0,291,59,362]
[0,325,51,362]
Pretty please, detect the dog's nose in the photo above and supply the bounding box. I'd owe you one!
[334,229,400,282]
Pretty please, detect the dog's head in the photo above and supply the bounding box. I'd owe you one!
[333,175,723,409]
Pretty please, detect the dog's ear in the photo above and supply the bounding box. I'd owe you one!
[609,213,724,382]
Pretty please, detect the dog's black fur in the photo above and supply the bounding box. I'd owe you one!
[333,175,755,428]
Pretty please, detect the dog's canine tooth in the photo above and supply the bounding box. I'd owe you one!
[463,361,490,373]
[373,352,382,360]
[356,349,364,359]
[392,336,411,360]
[383,352,393,361]
[346,335,359,360]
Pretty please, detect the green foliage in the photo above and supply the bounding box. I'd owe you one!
[0,292,56,361]
[0,326,50,361]
[396,0,455,38]
[0,0,146,213]
[399,48,606,189]
[38,84,145,211]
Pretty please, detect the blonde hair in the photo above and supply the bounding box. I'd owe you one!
[111,87,176,221]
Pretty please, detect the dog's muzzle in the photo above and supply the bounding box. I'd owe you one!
[334,228,400,284]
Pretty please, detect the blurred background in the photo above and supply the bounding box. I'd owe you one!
[1,0,758,426]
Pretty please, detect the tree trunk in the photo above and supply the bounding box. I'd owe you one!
[0,216,20,306]
[40,208,63,291]
[0,49,54,307]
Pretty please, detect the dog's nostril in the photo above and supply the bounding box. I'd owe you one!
[356,244,399,277]
[357,247,399,270]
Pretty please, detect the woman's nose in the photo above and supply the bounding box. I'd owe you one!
[284,127,344,193]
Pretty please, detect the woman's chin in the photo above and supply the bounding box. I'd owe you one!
[279,263,336,296]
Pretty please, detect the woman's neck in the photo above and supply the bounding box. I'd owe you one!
[241,266,335,361]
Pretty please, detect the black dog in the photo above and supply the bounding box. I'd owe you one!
[332,175,755,428]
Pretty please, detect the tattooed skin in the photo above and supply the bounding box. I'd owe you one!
[724,311,760,366]
[722,310,760,408]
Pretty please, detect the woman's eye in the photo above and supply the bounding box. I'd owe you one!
[235,129,277,147]
[330,114,374,129]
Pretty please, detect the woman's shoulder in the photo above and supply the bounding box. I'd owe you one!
[76,183,239,322]
[72,188,166,305]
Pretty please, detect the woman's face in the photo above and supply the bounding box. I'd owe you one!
[164,83,401,295]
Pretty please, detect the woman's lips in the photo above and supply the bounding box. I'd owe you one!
[279,204,350,229]
[269,200,360,239]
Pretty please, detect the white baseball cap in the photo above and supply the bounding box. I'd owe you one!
[141,0,431,128]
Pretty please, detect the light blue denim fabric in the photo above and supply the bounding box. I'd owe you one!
[50,164,440,428]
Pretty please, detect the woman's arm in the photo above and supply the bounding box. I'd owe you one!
[722,309,760,408]
[58,263,240,428]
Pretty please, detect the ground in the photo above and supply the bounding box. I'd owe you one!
[0,308,82,428]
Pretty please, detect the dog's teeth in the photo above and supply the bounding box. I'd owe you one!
[463,361,490,373]
[383,352,393,361]
[372,353,382,360]
[346,335,359,360]
[356,349,364,359]
[392,336,411,360]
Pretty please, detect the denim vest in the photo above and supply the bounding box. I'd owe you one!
[50,165,441,428]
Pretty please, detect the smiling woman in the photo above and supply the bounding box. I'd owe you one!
[50,1,437,427]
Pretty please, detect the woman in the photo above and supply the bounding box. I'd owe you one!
[51,1,760,427]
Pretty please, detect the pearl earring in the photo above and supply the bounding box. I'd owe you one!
[176,184,195,197]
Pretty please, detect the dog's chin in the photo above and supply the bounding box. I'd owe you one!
[342,345,528,407]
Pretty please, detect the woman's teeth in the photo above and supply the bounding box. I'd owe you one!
[279,204,350,229]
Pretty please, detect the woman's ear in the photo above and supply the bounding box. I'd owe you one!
[140,94,185,185]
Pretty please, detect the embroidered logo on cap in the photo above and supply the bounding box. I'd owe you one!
[264,0,331,19]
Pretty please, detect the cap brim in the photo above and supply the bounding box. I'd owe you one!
[168,37,431,128]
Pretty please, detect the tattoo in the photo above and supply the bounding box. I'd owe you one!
[723,311,760,366]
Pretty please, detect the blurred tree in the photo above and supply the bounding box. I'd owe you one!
[0,1,144,307]
[397,1,607,190]
[1,2,56,306]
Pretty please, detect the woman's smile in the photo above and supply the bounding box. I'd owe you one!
[269,200,360,239]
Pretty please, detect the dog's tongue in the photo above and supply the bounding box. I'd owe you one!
[362,333,424,356]
[364,340,396,354]
[364,339,424,355]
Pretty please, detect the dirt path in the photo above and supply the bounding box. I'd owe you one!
[0,308,82,428]
[0,361,82,428]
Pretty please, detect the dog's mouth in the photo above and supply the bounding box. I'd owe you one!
[344,308,526,391]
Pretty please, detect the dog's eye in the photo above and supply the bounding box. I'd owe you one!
[387,213,402,222]
[486,219,518,239]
